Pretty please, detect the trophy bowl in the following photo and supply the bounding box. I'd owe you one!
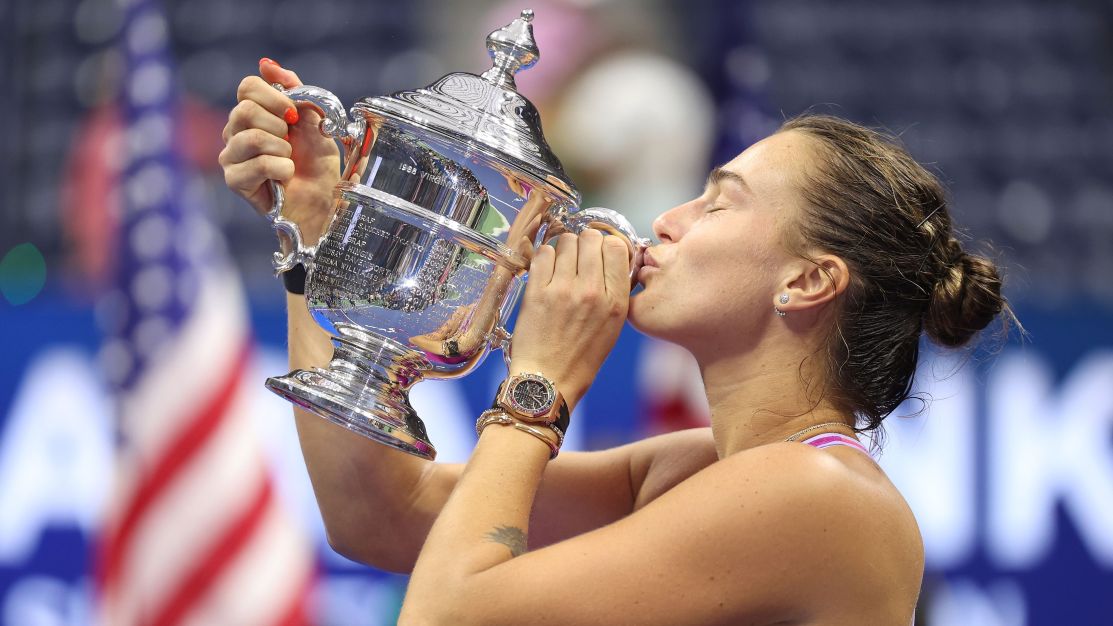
[261,9,647,460]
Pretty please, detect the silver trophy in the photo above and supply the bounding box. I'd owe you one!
[262,9,647,460]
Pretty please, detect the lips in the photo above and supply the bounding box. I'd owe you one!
[637,249,661,285]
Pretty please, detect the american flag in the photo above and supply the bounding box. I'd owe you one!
[93,1,316,624]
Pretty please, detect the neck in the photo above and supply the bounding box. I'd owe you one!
[697,344,854,459]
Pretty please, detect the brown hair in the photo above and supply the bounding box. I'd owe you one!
[779,114,1014,432]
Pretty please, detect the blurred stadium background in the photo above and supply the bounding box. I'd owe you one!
[1,0,1111,624]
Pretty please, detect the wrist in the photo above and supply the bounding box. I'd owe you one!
[477,409,563,459]
[298,223,326,245]
[291,189,333,240]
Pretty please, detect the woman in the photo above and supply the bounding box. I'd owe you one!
[220,59,1009,625]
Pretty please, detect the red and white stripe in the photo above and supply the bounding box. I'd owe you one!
[638,338,711,434]
[96,269,316,626]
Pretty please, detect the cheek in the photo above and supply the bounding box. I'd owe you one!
[628,219,785,336]
[628,254,755,336]
[685,230,777,296]
[695,269,766,325]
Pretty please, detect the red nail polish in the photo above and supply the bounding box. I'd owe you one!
[260,57,278,66]
[284,107,299,125]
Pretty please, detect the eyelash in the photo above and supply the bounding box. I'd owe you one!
[703,188,732,215]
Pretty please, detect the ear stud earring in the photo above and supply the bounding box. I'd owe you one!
[775,293,789,317]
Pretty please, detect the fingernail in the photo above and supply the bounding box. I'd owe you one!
[259,57,278,66]
[284,107,299,125]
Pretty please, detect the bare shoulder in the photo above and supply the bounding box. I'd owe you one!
[655,441,924,616]
[697,442,922,553]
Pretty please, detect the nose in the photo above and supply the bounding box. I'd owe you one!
[652,199,695,243]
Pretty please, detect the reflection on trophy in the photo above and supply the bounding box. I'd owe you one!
[262,9,647,460]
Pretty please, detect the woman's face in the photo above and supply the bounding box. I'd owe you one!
[628,131,816,353]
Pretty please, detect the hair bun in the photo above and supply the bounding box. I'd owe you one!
[923,245,1006,347]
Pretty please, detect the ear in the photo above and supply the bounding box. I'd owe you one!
[778,254,849,312]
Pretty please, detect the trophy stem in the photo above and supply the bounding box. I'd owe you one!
[266,324,437,460]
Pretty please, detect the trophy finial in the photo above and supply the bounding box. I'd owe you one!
[481,9,540,89]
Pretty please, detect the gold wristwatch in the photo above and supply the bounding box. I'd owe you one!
[492,372,571,434]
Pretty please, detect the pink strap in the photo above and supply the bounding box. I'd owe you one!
[799,432,870,455]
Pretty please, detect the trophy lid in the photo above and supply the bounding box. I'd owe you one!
[356,9,579,203]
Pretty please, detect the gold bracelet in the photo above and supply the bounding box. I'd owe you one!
[475,409,565,459]
[512,422,562,459]
[476,409,514,437]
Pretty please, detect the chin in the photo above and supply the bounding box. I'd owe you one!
[626,293,653,333]
[627,293,675,341]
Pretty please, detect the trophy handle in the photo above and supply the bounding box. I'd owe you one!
[265,84,368,273]
[555,207,649,290]
[490,325,514,370]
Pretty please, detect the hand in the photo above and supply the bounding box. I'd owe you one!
[218,59,340,244]
[508,230,631,409]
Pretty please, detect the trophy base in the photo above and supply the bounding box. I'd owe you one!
[266,326,437,460]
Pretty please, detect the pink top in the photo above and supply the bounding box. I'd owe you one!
[798,432,870,456]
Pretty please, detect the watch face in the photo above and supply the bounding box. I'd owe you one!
[510,378,554,416]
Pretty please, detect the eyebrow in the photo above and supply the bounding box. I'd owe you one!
[707,167,752,195]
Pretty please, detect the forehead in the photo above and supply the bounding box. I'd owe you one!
[719,130,818,196]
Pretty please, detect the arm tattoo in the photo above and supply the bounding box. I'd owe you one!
[484,525,528,557]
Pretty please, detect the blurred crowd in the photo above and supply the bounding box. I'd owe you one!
[4,0,1112,311]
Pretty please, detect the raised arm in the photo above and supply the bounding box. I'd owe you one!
[219,59,718,573]
[286,289,714,571]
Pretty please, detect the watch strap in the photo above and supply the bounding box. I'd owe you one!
[282,263,307,295]
[552,397,570,434]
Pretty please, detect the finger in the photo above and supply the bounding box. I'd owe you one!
[259,59,303,90]
[219,128,292,168]
[601,236,631,296]
[221,104,290,148]
[236,74,297,123]
[526,243,556,290]
[576,229,604,283]
[552,233,578,282]
[223,155,295,196]
[257,61,327,133]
